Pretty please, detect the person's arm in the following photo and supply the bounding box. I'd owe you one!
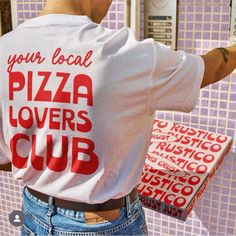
[200,45,236,88]
[0,162,12,172]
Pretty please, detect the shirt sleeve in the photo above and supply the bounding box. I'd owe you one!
[0,120,10,165]
[148,41,205,113]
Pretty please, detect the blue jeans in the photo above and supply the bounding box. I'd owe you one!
[20,186,148,235]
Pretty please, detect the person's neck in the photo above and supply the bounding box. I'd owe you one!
[39,0,91,17]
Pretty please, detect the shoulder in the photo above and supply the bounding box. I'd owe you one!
[98,26,155,57]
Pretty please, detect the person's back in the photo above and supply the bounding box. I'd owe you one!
[0,12,159,203]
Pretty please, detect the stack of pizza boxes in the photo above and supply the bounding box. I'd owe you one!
[138,119,232,221]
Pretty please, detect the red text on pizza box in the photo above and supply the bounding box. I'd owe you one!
[138,119,232,220]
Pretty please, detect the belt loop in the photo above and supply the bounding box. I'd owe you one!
[125,195,132,219]
[48,196,54,206]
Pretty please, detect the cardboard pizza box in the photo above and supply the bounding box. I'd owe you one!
[138,119,233,221]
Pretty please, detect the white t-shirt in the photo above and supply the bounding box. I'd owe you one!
[0,14,204,203]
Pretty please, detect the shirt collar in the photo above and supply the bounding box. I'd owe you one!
[19,14,93,28]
